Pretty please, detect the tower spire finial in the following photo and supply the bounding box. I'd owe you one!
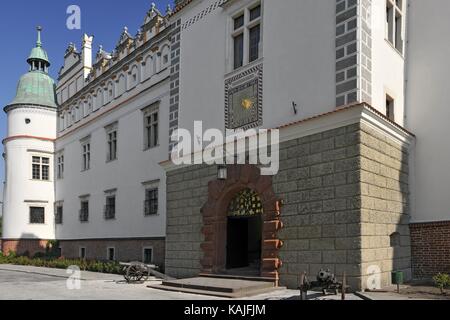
[36,26,42,47]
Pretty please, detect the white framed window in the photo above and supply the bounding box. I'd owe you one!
[142,247,153,264]
[144,188,159,216]
[143,104,159,150]
[386,0,404,54]
[105,122,118,162]
[56,152,64,179]
[81,138,91,171]
[104,189,117,220]
[231,1,263,70]
[79,196,89,223]
[107,247,116,261]
[32,156,50,181]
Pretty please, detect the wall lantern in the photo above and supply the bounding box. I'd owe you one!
[217,165,227,180]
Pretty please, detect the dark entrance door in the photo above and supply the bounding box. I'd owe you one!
[226,215,262,270]
[225,188,263,273]
[226,217,248,269]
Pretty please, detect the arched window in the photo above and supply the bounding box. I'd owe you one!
[94,89,103,110]
[86,95,93,115]
[228,189,263,217]
[78,103,84,121]
[160,45,170,70]
[117,74,126,97]
[128,65,139,88]
[105,81,114,103]
[144,55,154,80]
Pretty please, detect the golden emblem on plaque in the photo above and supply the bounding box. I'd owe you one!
[241,97,255,110]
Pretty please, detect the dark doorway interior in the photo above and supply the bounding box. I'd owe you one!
[226,215,262,272]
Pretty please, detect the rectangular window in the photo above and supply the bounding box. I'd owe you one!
[143,248,153,264]
[80,247,86,259]
[386,96,395,121]
[32,156,50,180]
[55,205,63,225]
[107,247,116,261]
[386,0,404,54]
[57,153,64,179]
[144,188,158,216]
[82,143,91,171]
[144,107,159,150]
[30,207,45,224]
[249,24,261,63]
[249,5,261,21]
[234,14,244,30]
[233,33,244,69]
[231,2,262,70]
[395,12,403,53]
[79,200,89,222]
[105,195,116,220]
[106,127,118,162]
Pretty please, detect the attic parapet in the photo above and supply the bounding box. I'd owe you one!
[56,2,171,111]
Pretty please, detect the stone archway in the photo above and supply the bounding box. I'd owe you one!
[200,165,284,285]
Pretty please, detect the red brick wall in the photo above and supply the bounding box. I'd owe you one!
[1,239,49,257]
[410,221,450,278]
[59,238,165,269]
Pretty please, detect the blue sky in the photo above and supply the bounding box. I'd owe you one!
[0,0,173,207]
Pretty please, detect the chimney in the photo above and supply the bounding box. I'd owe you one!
[82,34,94,78]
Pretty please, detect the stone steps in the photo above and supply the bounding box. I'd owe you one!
[148,276,278,298]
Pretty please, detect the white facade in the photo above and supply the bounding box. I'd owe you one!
[406,0,450,223]
[2,0,450,273]
[2,107,57,240]
[54,6,171,241]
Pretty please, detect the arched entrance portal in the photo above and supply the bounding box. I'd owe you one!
[201,165,284,285]
[226,189,263,273]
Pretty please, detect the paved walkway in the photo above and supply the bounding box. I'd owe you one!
[0,264,361,300]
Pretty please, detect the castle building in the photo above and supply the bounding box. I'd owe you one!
[2,0,449,291]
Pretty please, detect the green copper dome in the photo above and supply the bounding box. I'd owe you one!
[8,71,57,108]
[6,27,57,109]
[27,47,50,65]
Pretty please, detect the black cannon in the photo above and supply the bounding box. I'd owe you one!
[298,269,350,300]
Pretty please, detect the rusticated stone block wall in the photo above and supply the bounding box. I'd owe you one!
[275,123,411,290]
[164,122,412,290]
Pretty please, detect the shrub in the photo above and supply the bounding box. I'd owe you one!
[433,273,450,294]
[0,252,122,275]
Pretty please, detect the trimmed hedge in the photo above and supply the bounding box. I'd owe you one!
[0,252,123,275]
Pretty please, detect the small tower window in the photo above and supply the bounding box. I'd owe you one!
[386,95,395,121]
[25,118,31,124]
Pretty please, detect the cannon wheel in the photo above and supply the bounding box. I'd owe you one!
[124,263,149,283]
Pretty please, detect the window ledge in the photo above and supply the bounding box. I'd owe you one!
[384,39,405,60]
[144,145,160,152]
[225,57,264,78]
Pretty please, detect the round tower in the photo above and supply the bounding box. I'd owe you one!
[2,27,57,256]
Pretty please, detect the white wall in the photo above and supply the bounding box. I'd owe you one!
[177,0,337,132]
[2,142,55,239]
[406,0,450,223]
[3,108,56,240]
[55,80,170,240]
[371,0,406,125]
[7,107,57,138]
